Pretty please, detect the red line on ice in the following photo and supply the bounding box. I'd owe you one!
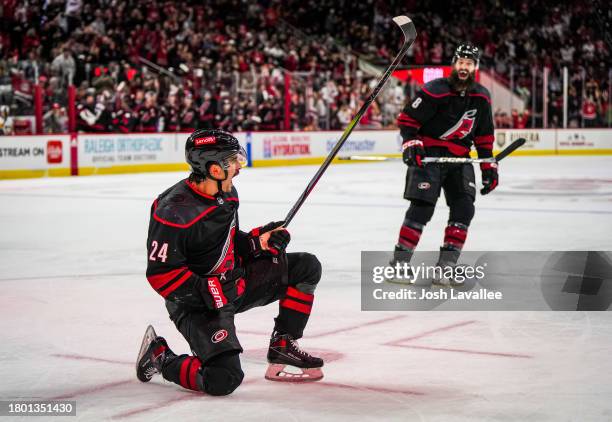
[385,320,533,359]
[112,394,199,419]
[112,379,259,419]
[52,353,132,365]
[393,344,532,358]
[238,328,269,336]
[385,320,476,345]
[310,315,407,338]
[318,381,424,396]
[50,379,133,400]
[240,315,407,338]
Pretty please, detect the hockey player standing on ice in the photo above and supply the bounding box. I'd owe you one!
[137,129,324,396]
[394,43,497,286]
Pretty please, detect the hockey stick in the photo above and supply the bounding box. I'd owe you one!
[283,16,417,227]
[338,138,527,164]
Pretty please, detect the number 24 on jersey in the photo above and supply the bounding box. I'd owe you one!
[149,241,169,262]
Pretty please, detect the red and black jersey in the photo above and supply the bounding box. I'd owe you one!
[162,106,180,132]
[146,180,250,309]
[113,108,137,133]
[180,106,198,131]
[137,106,158,132]
[397,78,494,158]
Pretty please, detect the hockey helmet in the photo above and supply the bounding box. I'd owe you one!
[185,129,247,178]
[452,43,481,68]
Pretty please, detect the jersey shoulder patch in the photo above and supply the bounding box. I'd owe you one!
[420,78,452,98]
[153,180,218,229]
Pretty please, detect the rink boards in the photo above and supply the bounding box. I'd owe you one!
[1,128,611,179]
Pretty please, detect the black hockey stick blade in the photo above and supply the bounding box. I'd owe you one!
[494,138,526,162]
[282,16,417,227]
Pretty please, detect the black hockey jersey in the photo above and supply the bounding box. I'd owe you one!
[397,78,494,157]
[146,179,250,309]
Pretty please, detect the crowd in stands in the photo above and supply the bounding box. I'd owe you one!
[0,0,609,135]
[286,0,611,128]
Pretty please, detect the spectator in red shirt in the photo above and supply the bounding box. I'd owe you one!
[581,96,598,127]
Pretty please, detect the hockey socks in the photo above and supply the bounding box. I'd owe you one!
[161,355,203,392]
[275,286,314,340]
[433,222,469,287]
[442,221,468,254]
[396,220,424,253]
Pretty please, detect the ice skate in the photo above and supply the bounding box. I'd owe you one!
[386,245,416,285]
[265,332,323,382]
[136,325,174,382]
[431,246,465,287]
[431,268,465,287]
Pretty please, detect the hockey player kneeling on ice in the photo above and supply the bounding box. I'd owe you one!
[393,43,498,287]
[137,129,323,396]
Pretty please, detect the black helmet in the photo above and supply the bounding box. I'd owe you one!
[452,43,481,67]
[185,129,247,179]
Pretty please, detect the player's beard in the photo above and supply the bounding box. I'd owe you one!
[449,69,476,92]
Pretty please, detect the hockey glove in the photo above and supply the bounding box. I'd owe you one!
[265,229,290,255]
[199,268,244,310]
[480,162,499,195]
[402,139,425,168]
[248,221,291,257]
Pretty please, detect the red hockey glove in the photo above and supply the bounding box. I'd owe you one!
[402,139,425,168]
[480,162,499,195]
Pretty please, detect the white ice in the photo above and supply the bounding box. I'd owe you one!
[1,156,611,421]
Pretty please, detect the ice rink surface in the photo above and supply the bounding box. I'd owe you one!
[1,155,612,421]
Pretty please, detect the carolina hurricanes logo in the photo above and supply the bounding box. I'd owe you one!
[211,329,228,343]
[440,109,477,140]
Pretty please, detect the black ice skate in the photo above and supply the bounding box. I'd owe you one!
[136,325,174,382]
[265,332,323,382]
[431,247,464,288]
[386,245,416,285]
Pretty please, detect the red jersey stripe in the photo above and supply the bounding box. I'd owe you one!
[184,180,216,199]
[159,270,193,298]
[397,116,419,123]
[153,206,218,229]
[421,87,453,98]
[475,135,494,143]
[469,93,491,103]
[398,121,420,128]
[420,136,470,156]
[397,112,419,122]
[147,267,187,290]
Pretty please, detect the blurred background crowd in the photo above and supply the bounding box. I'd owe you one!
[0,0,610,134]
